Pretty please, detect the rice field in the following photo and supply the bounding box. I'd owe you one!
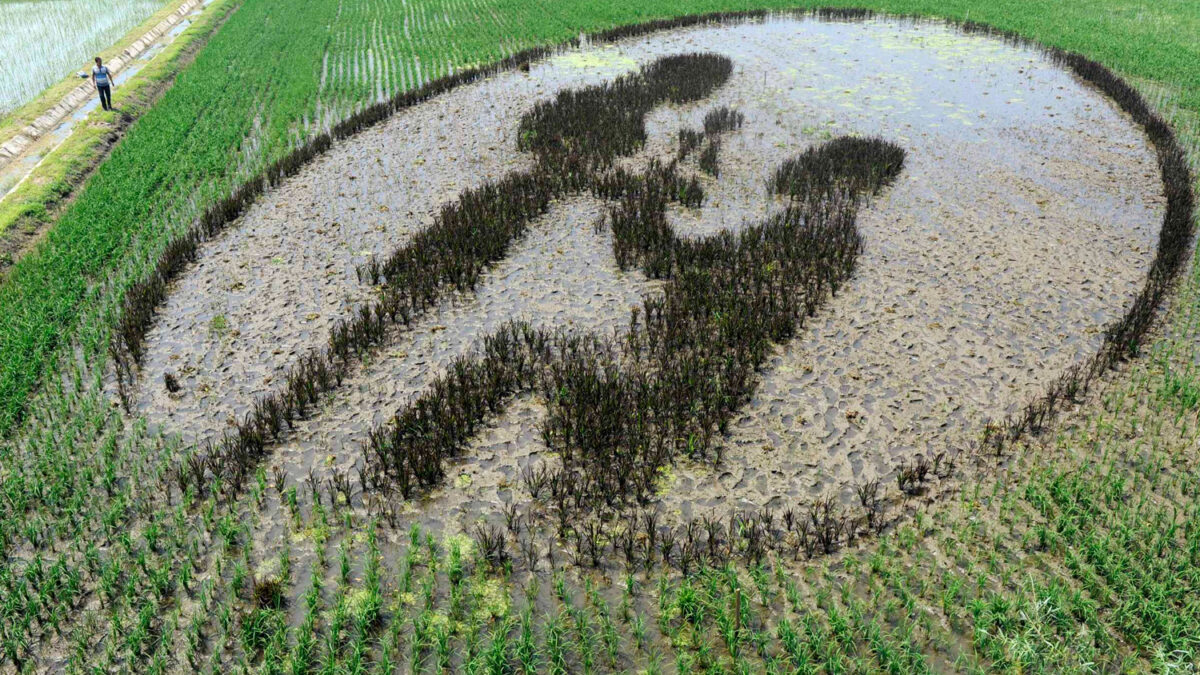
[0,0,171,116]
[0,0,1198,672]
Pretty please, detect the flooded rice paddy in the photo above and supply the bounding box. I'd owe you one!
[133,16,1162,532]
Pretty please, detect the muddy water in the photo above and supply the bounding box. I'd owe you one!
[136,16,1161,532]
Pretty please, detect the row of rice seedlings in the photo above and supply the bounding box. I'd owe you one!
[650,560,936,673]
[0,410,237,669]
[582,7,876,47]
[1020,463,1200,655]
[182,434,1170,673]
[48,485,246,673]
[469,470,931,583]
[0,362,162,553]
[36,412,328,672]
[102,459,358,673]
[607,498,883,572]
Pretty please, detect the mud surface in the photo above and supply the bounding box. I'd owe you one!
[135,17,1162,531]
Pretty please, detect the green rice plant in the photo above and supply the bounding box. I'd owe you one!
[433,621,452,671]
[544,611,568,675]
[485,617,515,674]
[516,606,540,674]
[631,612,647,653]
[240,606,284,658]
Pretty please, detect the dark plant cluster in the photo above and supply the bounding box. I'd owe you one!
[357,169,562,288]
[700,105,739,134]
[477,479,907,575]
[698,106,745,177]
[677,129,705,160]
[516,53,732,171]
[698,140,722,177]
[167,54,736,498]
[360,89,902,520]
[703,106,745,135]
[535,138,903,508]
[895,451,956,496]
[363,322,552,498]
[677,106,743,177]
[770,136,907,203]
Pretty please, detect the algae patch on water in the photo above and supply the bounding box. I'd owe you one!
[551,48,638,75]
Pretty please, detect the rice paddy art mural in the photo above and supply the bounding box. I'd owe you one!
[109,14,1183,564]
[5,7,1198,671]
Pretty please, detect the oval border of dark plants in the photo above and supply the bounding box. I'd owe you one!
[106,8,1192,498]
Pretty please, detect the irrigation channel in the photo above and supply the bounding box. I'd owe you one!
[128,16,1162,537]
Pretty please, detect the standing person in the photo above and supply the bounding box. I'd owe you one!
[92,57,113,111]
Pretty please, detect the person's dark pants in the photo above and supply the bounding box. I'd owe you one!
[97,84,112,111]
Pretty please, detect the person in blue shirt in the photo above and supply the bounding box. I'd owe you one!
[92,57,113,111]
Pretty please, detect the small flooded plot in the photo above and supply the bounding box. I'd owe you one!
[136,16,1161,531]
